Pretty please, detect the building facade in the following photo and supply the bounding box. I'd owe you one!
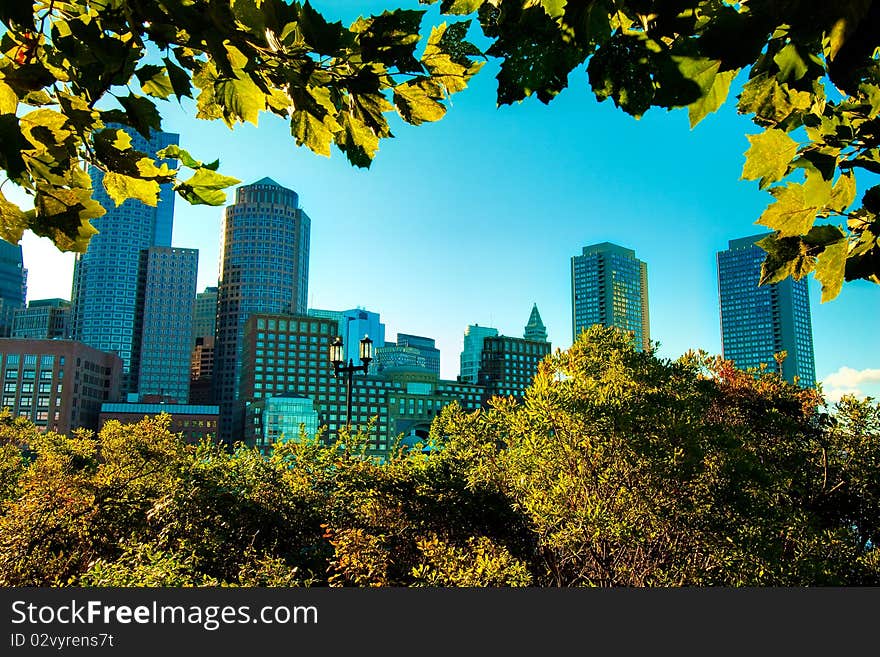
[213,178,311,441]
[717,234,816,387]
[571,242,650,350]
[239,313,485,456]
[478,335,551,401]
[339,309,385,366]
[70,127,179,393]
[0,240,27,337]
[12,298,71,339]
[396,333,440,376]
[0,339,123,433]
[193,286,218,342]
[99,402,219,444]
[459,324,498,383]
[130,246,198,403]
[246,394,320,454]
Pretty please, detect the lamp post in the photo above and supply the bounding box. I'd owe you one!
[329,334,374,431]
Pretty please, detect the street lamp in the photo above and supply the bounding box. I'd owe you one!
[329,334,373,431]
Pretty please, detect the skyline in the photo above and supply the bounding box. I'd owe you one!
[11,0,880,400]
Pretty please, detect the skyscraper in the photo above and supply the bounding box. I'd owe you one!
[213,178,311,441]
[130,246,198,402]
[193,286,218,341]
[340,309,384,365]
[571,242,650,350]
[70,127,179,393]
[0,240,27,337]
[459,324,498,383]
[717,234,816,387]
[12,298,71,339]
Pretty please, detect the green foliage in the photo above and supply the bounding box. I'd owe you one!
[0,332,877,587]
[0,1,484,252]
[416,0,880,298]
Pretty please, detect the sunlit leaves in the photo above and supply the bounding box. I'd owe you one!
[742,129,799,189]
[757,183,820,237]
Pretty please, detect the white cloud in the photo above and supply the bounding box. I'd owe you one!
[822,367,880,402]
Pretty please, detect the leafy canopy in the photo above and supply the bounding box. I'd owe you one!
[0,1,483,251]
[2,1,880,299]
[0,327,877,587]
[418,0,880,300]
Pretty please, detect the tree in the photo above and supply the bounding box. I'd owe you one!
[0,333,877,586]
[2,2,879,299]
[430,326,880,585]
[418,0,880,301]
[0,1,483,250]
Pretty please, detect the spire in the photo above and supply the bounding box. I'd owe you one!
[524,303,547,342]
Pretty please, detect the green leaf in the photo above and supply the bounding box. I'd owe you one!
[757,234,814,284]
[183,169,240,190]
[117,94,162,139]
[0,82,17,115]
[102,172,161,207]
[528,0,567,19]
[32,186,103,253]
[215,75,265,127]
[176,168,240,206]
[437,0,483,14]
[0,190,27,243]
[336,114,380,168]
[742,129,799,189]
[829,172,856,212]
[136,65,174,100]
[156,144,215,170]
[688,68,737,128]
[772,44,808,83]
[814,238,849,301]
[757,183,820,237]
[393,80,447,125]
[163,57,194,101]
[291,109,338,157]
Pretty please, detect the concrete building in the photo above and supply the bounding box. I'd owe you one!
[239,313,485,456]
[571,242,650,350]
[130,246,198,403]
[717,234,816,386]
[190,336,215,405]
[213,178,311,442]
[12,298,71,339]
[99,402,219,444]
[0,338,123,433]
[459,324,498,383]
[477,306,551,401]
[70,127,179,394]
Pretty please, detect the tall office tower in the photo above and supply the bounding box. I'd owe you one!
[459,324,498,383]
[717,234,816,387]
[12,299,71,339]
[213,178,311,441]
[571,242,650,350]
[70,127,179,393]
[524,303,548,342]
[190,286,218,405]
[193,286,218,341]
[0,241,27,337]
[340,309,385,365]
[396,333,440,376]
[130,247,198,402]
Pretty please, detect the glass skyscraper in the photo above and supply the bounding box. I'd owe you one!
[571,242,650,350]
[459,324,498,383]
[213,178,311,441]
[717,234,816,387]
[130,246,198,402]
[70,127,179,393]
[0,240,26,337]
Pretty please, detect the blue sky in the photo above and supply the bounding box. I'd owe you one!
[17,1,880,399]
